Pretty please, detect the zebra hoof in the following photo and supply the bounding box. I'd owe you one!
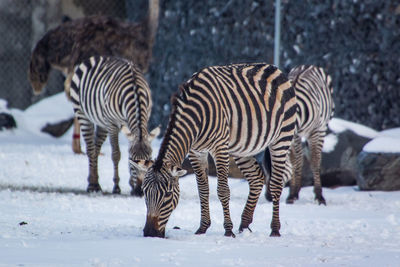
[87,183,102,193]
[270,230,281,237]
[195,224,209,235]
[112,185,121,194]
[265,191,272,202]
[286,198,294,204]
[224,230,236,238]
[130,187,143,197]
[286,196,297,204]
[238,220,253,233]
[316,196,326,205]
[238,225,252,233]
[195,229,206,235]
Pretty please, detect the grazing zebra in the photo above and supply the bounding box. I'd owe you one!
[69,56,159,195]
[133,63,297,238]
[264,65,334,205]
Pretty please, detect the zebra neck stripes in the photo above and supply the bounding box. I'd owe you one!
[154,91,197,172]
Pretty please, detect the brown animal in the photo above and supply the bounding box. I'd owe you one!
[28,0,159,154]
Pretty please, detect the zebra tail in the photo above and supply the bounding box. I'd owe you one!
[262,148,273,202]
[262,148,272,181]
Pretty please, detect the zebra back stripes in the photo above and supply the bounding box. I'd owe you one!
[136,63,297,237]
[289,65,334,133]
[285,65,334,205]
[71,56,152,141]
[69,56,156,195]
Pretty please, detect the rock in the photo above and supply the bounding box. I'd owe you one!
[41,117,74,137]
[357,152,400,191]
[279,129,371,188]
[320,129,372,187]
[0,112,17,130]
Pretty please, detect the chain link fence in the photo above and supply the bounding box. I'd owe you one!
[1,0,399,131]
[0,0,146,110]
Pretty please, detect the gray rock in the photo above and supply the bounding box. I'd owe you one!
[0,112,17,130]
[284,129,371,188]
[320,129,371,187]
[41,117,74,138]
[357,151,400,191]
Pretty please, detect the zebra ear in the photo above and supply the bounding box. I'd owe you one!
[148,125,161,142]
[170,166,187,178]
[130,159,154,172]
[121,125,134,141]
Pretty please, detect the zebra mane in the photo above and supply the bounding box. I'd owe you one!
[130,63,143,140]
[130,140,152,160]
[288,65,308,88]
[154,84,188,172]
[128,61,150,142]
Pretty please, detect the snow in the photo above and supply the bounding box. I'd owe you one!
[1,94,400,266]
[0,93,74,144]
[322,118,379,153]
[328,118,378,139]
[322,133,337,153]
[325,118,400,154]
[363,128,400,153]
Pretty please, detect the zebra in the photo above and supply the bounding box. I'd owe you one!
[69,56,160,195]
[264,65,334,205]
[133,63,297,238]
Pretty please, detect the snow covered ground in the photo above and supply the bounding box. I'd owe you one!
[1,94,400,266]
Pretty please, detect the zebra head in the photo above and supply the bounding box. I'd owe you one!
[133,160,186,238]
[125,126,160,196]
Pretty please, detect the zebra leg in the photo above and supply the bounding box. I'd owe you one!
[212,149,235,237]
[95,126,107,155]
[79,118,102,193]
[189,151,211,235]
[87,126,107,192]
[309,130,326,205]
[287,135,303,204]
[269,142,292,237]
[234,156,264,233]
[108,126,121,194]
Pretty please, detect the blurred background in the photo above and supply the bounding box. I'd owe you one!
[0,0,399,131]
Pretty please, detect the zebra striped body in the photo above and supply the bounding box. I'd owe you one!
[70,56,157,195]
[135,63,297,237]
[284,65,334,205]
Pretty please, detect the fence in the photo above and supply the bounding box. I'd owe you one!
[0,0,141,110]
[0,0,399,131]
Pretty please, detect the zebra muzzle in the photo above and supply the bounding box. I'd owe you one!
[143,215,165,238]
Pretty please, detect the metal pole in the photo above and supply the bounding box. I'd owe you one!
[274,0,281,68]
